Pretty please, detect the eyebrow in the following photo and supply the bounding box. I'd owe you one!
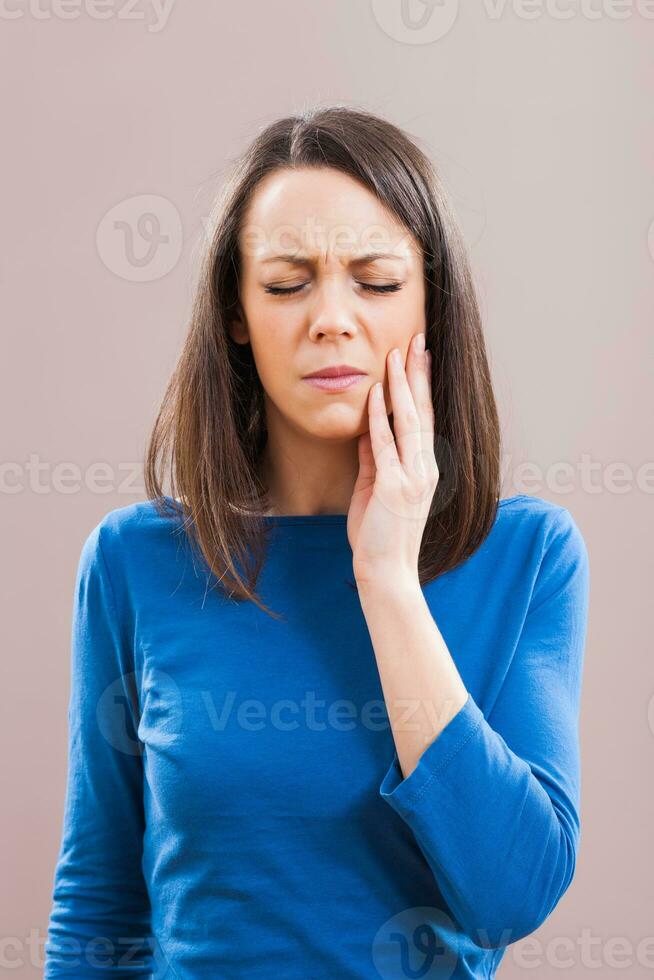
[259,251,408,266]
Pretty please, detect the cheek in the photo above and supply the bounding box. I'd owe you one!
[374,296,426,355]
[251,334,296,401]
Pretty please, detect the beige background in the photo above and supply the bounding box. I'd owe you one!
[2,2,652,976]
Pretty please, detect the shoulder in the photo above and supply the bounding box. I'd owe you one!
[497,493,587,552]
[498,492,575,524]
[78,497,184,574]
[498,494,589,611]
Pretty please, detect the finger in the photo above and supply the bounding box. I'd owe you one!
[386,343,424,477]
[405,332,436,473]
[368,381,400,476]
[355,430,375,488]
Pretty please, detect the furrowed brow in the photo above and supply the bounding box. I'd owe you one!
[260,251,407,265]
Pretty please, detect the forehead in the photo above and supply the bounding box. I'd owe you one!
[238,166,421,265]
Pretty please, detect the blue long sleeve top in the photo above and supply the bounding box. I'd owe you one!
[44,492,590,979]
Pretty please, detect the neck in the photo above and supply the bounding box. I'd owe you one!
[259,415,360,518]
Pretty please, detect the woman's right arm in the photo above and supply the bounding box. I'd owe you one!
[44,521,154,977]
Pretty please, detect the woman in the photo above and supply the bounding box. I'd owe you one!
[44,106,590,979]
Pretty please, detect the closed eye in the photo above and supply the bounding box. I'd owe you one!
[264,281,404,296]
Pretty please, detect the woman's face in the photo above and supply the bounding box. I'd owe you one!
[230,166,427,442]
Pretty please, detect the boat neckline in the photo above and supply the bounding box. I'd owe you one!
[165,494,527,525]
[259,494,527,524]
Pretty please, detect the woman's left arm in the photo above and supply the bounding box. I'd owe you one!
[350,335,590,951]
[358,511,590,952]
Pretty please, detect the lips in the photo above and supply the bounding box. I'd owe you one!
[302,365,366,379]
[302,373,367,392]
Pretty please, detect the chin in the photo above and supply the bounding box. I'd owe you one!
[299,413,368,442]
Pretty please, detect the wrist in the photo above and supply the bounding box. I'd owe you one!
[355,566,422,600]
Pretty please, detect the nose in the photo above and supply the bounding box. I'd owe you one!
[307,279,358,341]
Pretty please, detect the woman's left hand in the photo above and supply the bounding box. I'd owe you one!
[348,332,439,587]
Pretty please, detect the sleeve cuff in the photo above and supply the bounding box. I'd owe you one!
[379,692,485,817]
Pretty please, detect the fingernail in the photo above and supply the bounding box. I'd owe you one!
[415,332,425,352]
[391,348,402,367]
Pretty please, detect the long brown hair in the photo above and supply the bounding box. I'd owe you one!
[144,105,502,619]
